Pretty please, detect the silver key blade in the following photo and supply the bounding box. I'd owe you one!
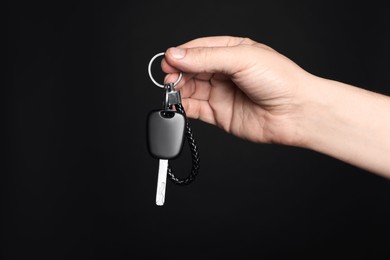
[156,159,168,206]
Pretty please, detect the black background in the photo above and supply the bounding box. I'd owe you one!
[5,0,390,259]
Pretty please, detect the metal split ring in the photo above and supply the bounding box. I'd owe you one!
[148,52,183,88]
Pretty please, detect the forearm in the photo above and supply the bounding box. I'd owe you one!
[297,76,390,178]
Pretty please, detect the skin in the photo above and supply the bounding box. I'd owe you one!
[161,36,390,179]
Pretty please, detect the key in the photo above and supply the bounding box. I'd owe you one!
[147,109,186,205]
[156,159,168,206]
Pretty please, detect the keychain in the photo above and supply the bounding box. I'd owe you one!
[147,52,200,206]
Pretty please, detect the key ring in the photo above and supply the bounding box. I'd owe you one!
[148,52,183,88]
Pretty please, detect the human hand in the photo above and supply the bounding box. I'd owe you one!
[162,36,314,146]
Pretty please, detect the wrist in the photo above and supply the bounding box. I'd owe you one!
[292,75,390,176]
[265,73,326,148]
[292,75,333,149]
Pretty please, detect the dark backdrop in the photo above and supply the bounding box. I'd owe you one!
[5,1,390,259]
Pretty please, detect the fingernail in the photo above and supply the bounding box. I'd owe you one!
[170,47,186,59]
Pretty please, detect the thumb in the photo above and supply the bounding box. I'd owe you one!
[164,46,252,76]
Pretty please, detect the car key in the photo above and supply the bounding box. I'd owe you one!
[155,159,168,206]
[147,85,186,206]
[147,52,200,206]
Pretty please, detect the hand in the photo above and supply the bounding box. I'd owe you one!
[162,36,390,177]
[162,36,313,146]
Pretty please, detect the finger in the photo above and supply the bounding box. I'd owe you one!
[161,58,179,74]
[163,71,193,89]
[178,36,253,48]
[164,45,254,76]
[182,98,216,125]
[165,74,212,101]
[163,72,182,85]
[182,79,212,100]
[162,36,274,76]
[161,36,252,74]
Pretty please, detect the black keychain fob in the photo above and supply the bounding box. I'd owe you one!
[147,52,200,205]
[147,110,186,159]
